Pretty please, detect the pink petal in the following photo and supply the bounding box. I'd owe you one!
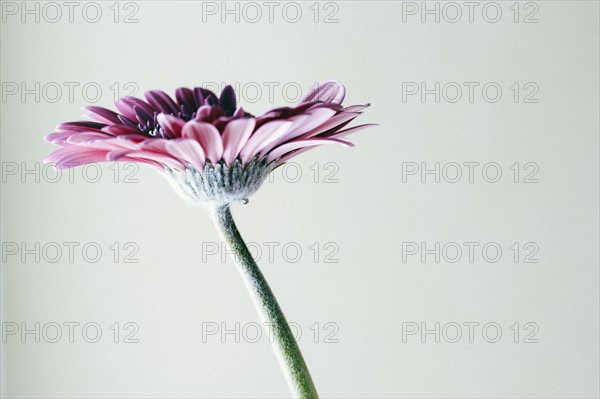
[275,147,315,165]
[259,108,337,153]
[266,137,353,163]
[131,138,181,167]
[112,134,146,144]
[298,80,346,104]
[102,150,162,170]
[195,105,212,119]
[66,132,113,144]
[233,107,245,118]
[106,149,132,161]
[165,139,206,170]
[45,147,109,169]
[239,120,293,163]
[110,150,183,169]
[221,118,256,165]
[157,114,185,138]
[284,107,337,139]
[324,123,378,139]
[99,137,144,151]
[44,132,79,144]
[140,138,169,152]
[344,104,370,113]
[299,112,361,139]
[258,114,311,155]
[182,121,223,163]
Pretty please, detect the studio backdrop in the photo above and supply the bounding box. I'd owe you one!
[1,1,599,398]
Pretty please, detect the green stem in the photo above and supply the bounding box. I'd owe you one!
[210,204,319,399]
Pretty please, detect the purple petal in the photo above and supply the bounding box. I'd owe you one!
[193,87,217,107]
[102,125,143,136]
[219,85,237,115]
[83,106,123,125]
[175,87,197,111]
[205,93,217,106]
[57,121,106,132]
[144,90,179,115]
[133,105,154,125]
[117,115,139,129]
[115,97,154,120]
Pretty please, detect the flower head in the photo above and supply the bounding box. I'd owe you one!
[45,80,373,204]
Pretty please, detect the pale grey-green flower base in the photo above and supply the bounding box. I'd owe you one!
[165,157,275,205]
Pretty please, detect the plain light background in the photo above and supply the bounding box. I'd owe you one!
[1,1,599,397]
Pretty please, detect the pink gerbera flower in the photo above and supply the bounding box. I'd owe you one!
[44,80,373,204]
[44,80,374,398]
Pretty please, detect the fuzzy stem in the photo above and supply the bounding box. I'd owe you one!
[210,203,319,399]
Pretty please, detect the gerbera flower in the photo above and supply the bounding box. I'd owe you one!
[44,80,373,398]
[44,80,373,204]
